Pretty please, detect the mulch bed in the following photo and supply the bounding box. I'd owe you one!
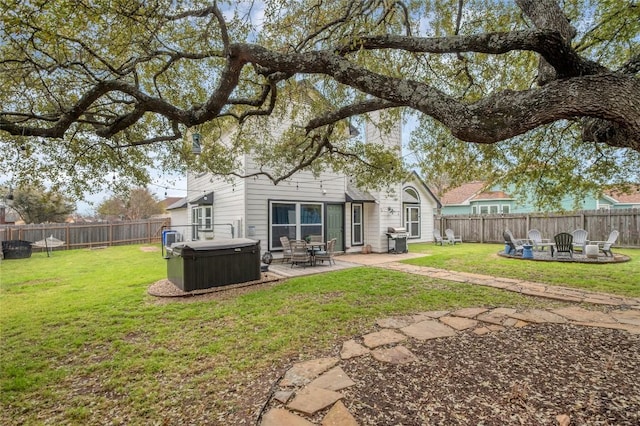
[335,323,640,425]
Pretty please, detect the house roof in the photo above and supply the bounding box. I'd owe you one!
[160,197,183,209]
[166,197,188,210]
[471,190,512,201]
[439,181,487,205]
[604,185,640,204]
[189,192,214,205]
[406,171,442,208]
[345,184,377,202]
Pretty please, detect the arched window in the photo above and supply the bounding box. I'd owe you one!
[403,187,420,238]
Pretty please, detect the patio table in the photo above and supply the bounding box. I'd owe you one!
[307,242,325,266]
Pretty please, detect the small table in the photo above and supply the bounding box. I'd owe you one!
[522,244,534,259]
[307,242,325,266]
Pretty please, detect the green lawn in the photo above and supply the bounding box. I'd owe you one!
[405,243,640,297]
[0,243,636,424]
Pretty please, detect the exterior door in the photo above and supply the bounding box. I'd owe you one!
[404,205,420,238]
[326,204,344,252]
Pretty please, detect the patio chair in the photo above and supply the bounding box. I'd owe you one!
[315,238,336,266]
[290,240,311,268]
[599,230,619,257]
[554,232,573,258]
[571,229,588,253]
[503,230,525,256]
[444,228,462,244]
[433,229,444,246]
[279,236,292,263]
[527,229,551,252]
[308,234,323,243]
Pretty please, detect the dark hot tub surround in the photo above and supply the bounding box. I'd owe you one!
[166,238,261,292]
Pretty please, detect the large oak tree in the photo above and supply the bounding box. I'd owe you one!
[1,0,638,207]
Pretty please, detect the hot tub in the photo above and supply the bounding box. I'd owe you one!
[166,238,261,291]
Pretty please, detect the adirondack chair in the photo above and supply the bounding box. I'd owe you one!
[599,230,619,257]
[445,228,462,244]
[433,229,444,246]
[554,233,573,258]
[571,229,588,253]
[503,230,525,255]
[527,229,552,252]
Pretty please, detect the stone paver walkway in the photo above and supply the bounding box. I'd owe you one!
[378,261,640,308]
[259,254,640,425]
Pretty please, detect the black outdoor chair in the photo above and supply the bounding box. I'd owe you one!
[553,233,573,258]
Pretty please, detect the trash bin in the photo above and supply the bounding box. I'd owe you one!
[166,239,261,291]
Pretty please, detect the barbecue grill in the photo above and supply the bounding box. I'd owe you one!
[386,226,409,254]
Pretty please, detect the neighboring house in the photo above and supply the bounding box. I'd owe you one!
[167,112,441,255]
[439,181,640,215]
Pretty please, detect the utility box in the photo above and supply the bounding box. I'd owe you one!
[166,239,260,291]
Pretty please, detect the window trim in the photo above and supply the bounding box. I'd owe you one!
[268,200,324,251]
[351,203,364,246]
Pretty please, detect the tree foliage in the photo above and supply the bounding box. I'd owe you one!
[96,188,163,220]
[0,0,638,206]
[10,185,75,224]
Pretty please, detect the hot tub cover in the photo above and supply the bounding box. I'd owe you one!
[171,238,258,251]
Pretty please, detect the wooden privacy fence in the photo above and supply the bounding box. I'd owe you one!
[0,218,170,251]
[436,209,640,248]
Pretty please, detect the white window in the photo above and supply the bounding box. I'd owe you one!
[480,206,489,215]
[489,205,499,214]
[191,205,213,240]
[192,206,212,230]
[270,201,323,250]
[471,206,477,215]
[502,205,510,214]
[352,204,363,245]
[404,205,420,238]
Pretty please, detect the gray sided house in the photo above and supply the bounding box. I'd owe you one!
[168,112,441,256]
[440,182,640,215]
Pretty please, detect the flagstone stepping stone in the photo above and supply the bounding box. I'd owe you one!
[610,309,640,326]
[508,309,568,324]
[281,357,340,387]
[274,390,294,404]
[376,316,413,329]
[451,307,489,318]
[412,310,450,321]
[473,327,492,335]
[476,308,518,325]
[340,340,370,359]
[439,316,478,330]
[551,306,616,323]
[371,345,418,364]
[400,320,457,340]
[321,401,358,426]
[362,329,406,348]
[287,386,343,416]
[308,366,356,392]
[261,408,314,426]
